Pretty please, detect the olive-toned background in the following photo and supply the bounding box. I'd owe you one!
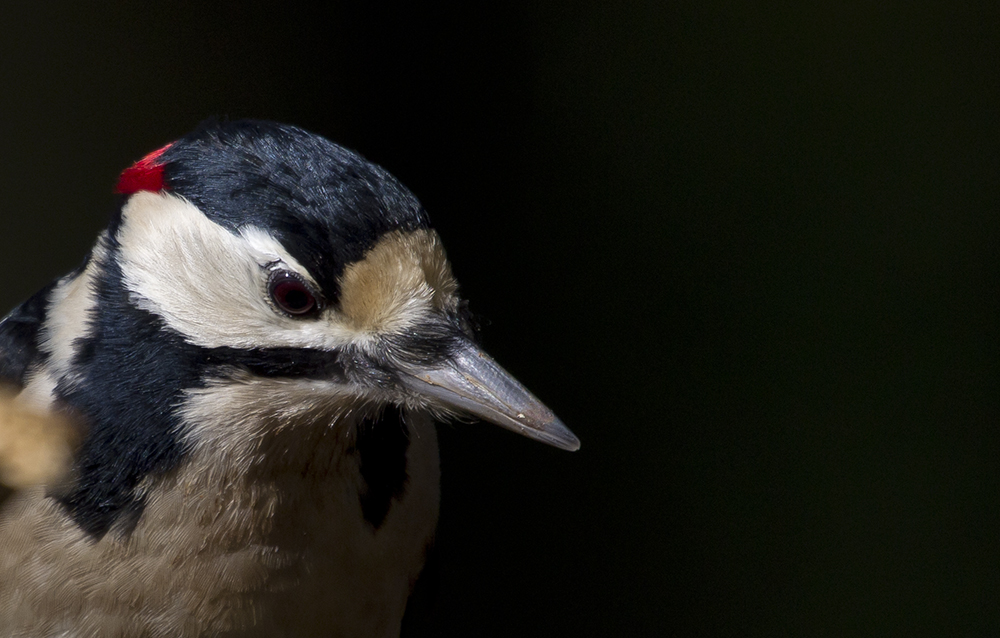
[1,2,997,636]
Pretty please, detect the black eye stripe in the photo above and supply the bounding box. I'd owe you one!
[267,270,320,317]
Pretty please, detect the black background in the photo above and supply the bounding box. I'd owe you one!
[1,2,998,636]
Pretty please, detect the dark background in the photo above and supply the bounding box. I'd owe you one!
[1,2,998,635]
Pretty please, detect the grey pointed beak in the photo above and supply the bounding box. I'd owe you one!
[399,340,580,451]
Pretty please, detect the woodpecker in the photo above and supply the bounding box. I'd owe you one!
[0,121,579,637]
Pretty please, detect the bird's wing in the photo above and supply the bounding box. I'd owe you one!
[0,282,57,388]
[0,282,77,497]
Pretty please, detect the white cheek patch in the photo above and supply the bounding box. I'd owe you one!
[116,192,357,350]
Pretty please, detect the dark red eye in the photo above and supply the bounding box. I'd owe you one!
[268,271,319,316]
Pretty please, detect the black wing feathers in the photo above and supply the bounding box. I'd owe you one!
[0,282,56,387]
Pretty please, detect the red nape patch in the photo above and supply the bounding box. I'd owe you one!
[115,143,172,194]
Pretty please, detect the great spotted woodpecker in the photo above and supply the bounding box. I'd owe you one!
[0,121,578,637]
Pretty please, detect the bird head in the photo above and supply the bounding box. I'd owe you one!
[105,121,578,451]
